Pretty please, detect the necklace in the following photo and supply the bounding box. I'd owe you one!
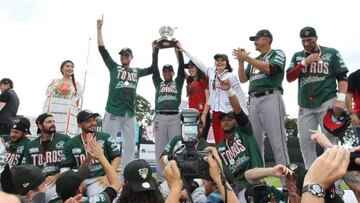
[38,134,54,166]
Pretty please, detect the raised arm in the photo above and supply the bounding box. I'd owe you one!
[176,42,209,75]
[176,46,185,79]
[97,15,104,46]
[151,44,160,80]
[233,48,249,83]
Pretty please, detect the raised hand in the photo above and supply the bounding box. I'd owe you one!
[271,164,293,177]
[97,14,104,30]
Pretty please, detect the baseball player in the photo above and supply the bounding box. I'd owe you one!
[235,29,290,189]
[60,110,121,197]
[1,117,31,167]
[151,42,185,182]
[176,42,248,144]
[22,113,71,202]
[97,15,156,171]
[286,26,348,168]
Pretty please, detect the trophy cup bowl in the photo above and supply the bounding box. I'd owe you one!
[156,26,177,48]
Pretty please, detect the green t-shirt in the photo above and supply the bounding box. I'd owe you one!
[1,135,30,167]
[162,135,211,157]
[216,122,263,191]
[245,49,286,93]
[22,133,70,176]
[60,132,120,178]
[288,46,348,108]
[99,46,152,117]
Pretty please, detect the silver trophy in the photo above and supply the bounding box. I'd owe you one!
[156,26,177,48]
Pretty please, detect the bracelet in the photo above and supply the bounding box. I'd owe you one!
[301,60,306,66]
[337,93,346,102]
[228,88,235,97]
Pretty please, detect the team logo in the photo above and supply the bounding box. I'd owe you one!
[22,182,30,188]
[72,148,82,154]
[56,141,65,149]
[321,53,332,61]
[16,146,25,153]
[138,168,149,179]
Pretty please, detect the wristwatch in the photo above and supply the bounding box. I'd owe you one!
[302,184,325,197]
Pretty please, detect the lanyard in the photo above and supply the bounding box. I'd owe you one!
[38,134,54,166]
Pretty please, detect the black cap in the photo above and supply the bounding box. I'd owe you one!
[249,29,273,41]
[36,113,53,125]
[300,26,317,38]
[123,159,157,192]
[56,167,90,201]
[162,64,174,72]
[12,117,31,134]
[219,111,237,120]
[77,109,100,124]
[0,78,13,88]
[213,54,229,63]
[11,165,46,195]
[119,47,133,56]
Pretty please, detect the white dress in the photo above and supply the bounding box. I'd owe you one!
[42,79,82,137]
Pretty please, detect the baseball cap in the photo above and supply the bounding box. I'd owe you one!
[77,109,100,124]
[213,54,229,63]
[11,165,46,195]
[162,64,174,72]
[300,26,317,38]
[219,111,237,120]
[119,47,133,56]
[12,117,31,134]
[56,167,90,201]
[249,29,273,41]
[123,159,157,192]
[323,108,350,137]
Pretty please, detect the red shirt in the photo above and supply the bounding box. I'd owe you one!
[187,77,209,114]
[352,90,360,113]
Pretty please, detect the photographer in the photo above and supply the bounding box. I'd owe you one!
[159,112,211,202]
[164,148,239,203]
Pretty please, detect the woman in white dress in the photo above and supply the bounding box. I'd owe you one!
[42,60,82,137]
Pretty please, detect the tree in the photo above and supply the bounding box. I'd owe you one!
[136,94,155,125]
[285,114,298,137]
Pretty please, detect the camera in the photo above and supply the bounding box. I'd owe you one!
[170,108,212,183]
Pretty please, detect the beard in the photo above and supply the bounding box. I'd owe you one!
[43,125,56,134]
[223,125,236,134]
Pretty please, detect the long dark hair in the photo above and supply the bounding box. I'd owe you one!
[186,63,207,95]
[117,181,164,203]
[60,60,77,94]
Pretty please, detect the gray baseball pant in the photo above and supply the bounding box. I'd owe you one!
[298,97,338,169]
[154,113,181,182]
[249,90,290,188]
[102,111,136,172]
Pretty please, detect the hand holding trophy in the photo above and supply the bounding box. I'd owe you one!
[156,26,177,49]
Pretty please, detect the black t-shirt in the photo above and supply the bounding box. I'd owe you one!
[0,89,19,124]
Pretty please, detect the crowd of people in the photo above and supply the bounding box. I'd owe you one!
[1,15,360,203]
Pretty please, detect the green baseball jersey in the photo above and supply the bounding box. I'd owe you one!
[22,133,70,176]
[99,46,153,117]
[1,135,30,167]
[216,122,263,191]
[288,46,348,108]
[153,77,185,110]
[61,132,120,178]
[49,191,112,203]
[162,135,211,157]
[245,49,286,93]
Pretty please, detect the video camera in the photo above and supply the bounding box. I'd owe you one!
[170,108,212,183]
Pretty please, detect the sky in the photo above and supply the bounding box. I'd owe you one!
[1,0,360,119]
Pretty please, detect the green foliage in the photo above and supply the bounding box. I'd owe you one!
[285,114,298,137]
[135,94,155,125]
